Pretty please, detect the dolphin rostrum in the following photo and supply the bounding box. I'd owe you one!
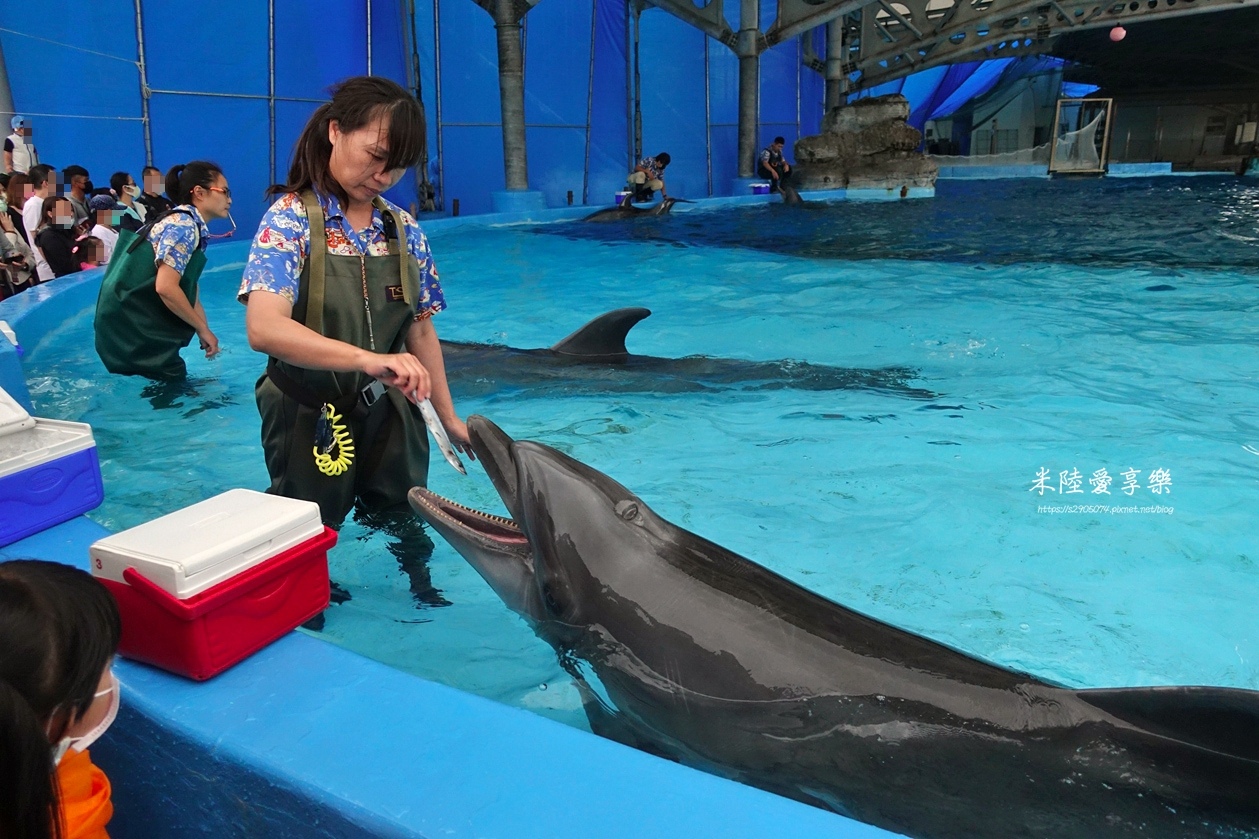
[410,415,1259,839]
[440,308,937,400]
[582,196,687,221]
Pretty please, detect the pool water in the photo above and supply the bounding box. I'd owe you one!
[24,176,1259,739]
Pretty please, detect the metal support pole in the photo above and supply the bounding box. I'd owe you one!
[824,16,845,114]
[434,0,446,210]
[134,0,154,166]
[736,0,760,178]
[631,2,643,166]
[583,0,597,204]
[704,33,712,195]
[0,37,15,132]
[494,0,529,190]
[367,0,373,75]
[268,0,276,183]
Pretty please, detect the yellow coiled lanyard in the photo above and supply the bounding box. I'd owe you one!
[313,234,377,478]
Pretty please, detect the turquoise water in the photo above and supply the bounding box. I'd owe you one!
[23,177,1259,737]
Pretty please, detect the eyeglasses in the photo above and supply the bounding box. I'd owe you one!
[208,186,232,199]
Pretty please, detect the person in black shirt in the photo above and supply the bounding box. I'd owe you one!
[138,165,174,218]
[34,196,81,277]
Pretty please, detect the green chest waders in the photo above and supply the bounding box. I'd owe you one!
[255,191,429,525]
[94,212,207,380]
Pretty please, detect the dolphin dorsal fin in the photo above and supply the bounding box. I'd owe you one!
[551,308,651,360]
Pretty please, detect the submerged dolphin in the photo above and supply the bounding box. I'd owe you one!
[583,196,686,221]
[410,415,1259,839]
[440,308,936,400]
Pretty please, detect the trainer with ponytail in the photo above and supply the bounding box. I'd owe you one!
[1,560,122,839]
[240,76,471,526]
[94,161,233,379]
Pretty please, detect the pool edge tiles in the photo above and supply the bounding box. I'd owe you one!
[1,245,905,839]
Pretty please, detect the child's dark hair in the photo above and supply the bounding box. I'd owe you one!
[655,152,671,166]
[271,76,425,205]
[0,560,122,839]
[165,161,223,205]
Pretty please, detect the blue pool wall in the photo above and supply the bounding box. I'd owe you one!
[0,192,921,838]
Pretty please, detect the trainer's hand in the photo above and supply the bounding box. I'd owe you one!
[365,353,431,399]
[198,328,220,359]
[442,416,477,460]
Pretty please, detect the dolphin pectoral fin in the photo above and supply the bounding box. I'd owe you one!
[1076,685,1259,764]
[550,307,652,360]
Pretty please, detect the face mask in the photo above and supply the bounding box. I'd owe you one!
[123,184,140,198]
[0,198,7,214]
[47,673,120,764]
[69,673,119,753]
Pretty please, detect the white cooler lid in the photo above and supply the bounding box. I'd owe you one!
[0,419,97,480]
[0,386,36,439]
[89,489,324,599]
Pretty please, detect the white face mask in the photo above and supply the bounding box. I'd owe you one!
[49,672,120,764]
[0,198,7,214]
[123,184,140,198]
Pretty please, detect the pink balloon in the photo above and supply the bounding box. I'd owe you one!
[1109,25,1127,41]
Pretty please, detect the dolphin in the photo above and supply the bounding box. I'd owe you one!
[583,196,686,221]
[440,308,937,400]
[410,415,1259,839]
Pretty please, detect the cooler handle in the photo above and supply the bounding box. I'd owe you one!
[122,566,200,620]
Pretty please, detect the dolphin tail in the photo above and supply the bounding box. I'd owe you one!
[1076,685,1259,766]
[550,308,652,360]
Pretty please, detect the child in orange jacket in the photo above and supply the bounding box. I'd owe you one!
[1,560,121,839]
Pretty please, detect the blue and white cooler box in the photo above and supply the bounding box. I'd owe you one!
[0,386,103,547]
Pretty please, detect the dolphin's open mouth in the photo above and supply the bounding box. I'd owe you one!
[409,487,529,547]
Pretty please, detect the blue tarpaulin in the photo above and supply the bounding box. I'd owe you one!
[1,1,1045,224]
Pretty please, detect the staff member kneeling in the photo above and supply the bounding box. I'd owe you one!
[94,162,227,379]
[240,76,472,526]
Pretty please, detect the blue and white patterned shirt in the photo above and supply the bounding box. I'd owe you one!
[237,190,446,319]
[149,205,209,275]
[635,156,665,180]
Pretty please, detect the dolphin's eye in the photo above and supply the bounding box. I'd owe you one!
[615,500,640,521]
[542,583,562,614]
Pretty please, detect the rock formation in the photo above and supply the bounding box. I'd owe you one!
[793,94,938,191]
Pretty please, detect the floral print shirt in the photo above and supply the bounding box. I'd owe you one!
[149,205,209,275]
[635,156,665,180]
[237,190,446,319]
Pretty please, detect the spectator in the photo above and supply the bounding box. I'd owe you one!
[0,559,121,839]
[35,196,81,278]
[108,172,145,231]
[3,115,39,175]
[626,152,670,203]
[86,195,121,263]
[74,236,105,271]
[0,191,35,298]
[4,172,31,245]
[23,164,58,281]
[137,165,172,218]
[62,166,91,230]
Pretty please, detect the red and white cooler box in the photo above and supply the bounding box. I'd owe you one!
[0,386,103,547]
[90,489,337,680]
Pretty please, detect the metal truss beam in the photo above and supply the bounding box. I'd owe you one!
[851,0,1259,90]
[643,0,738,48]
